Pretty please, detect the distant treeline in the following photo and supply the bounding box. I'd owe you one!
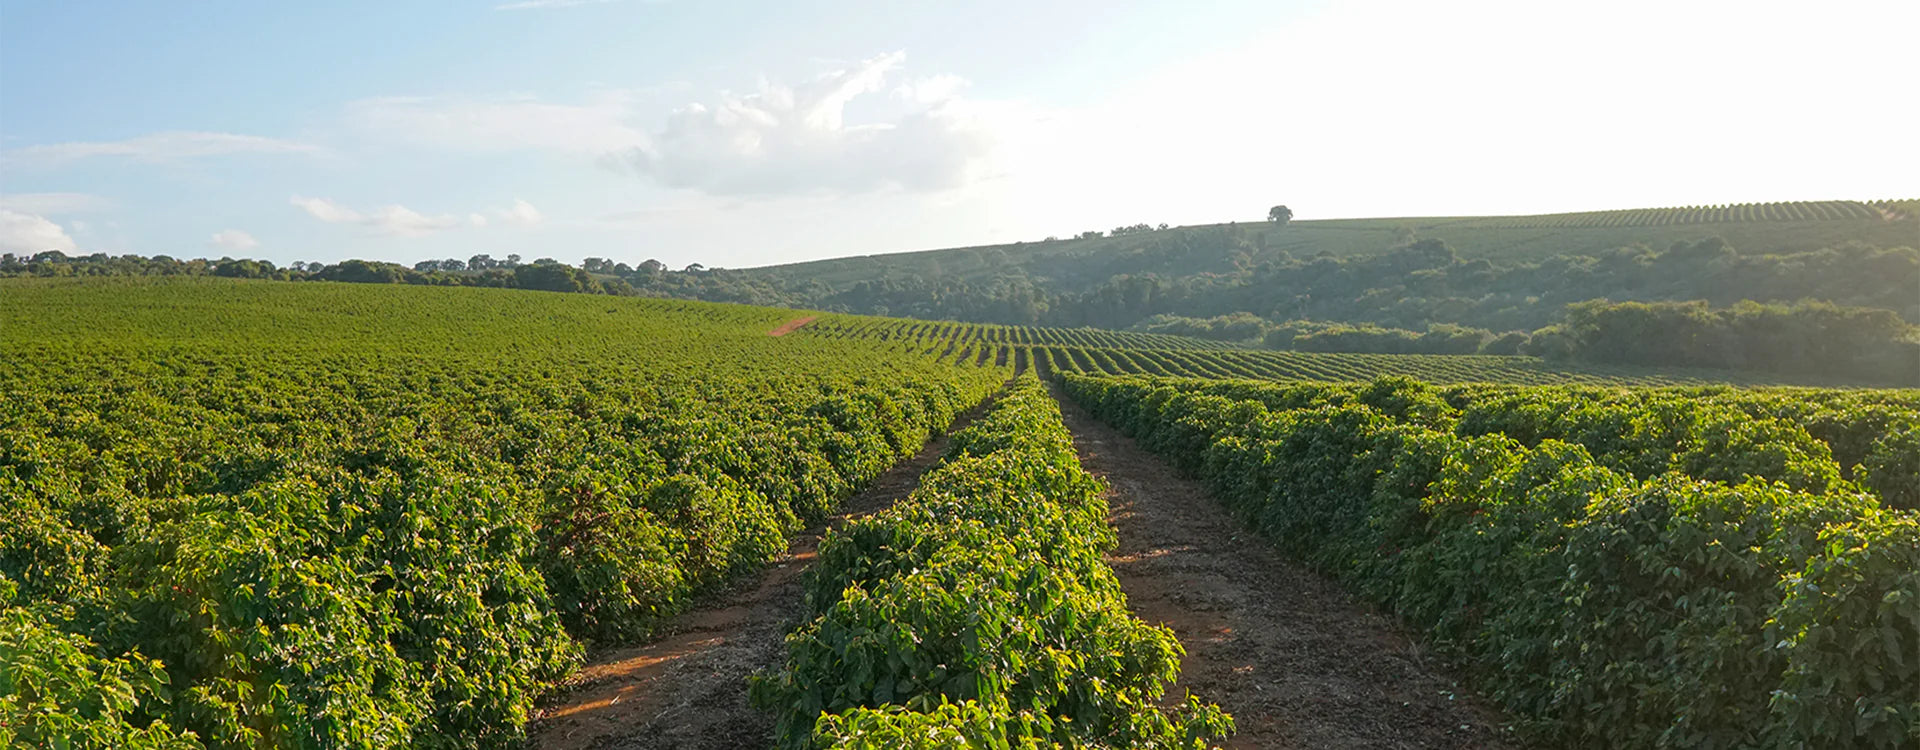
[6,245,1916,384]
[1134,303,1919,384]
[1,252,616,294]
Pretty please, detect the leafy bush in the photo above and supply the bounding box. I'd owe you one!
[1062,372,1919,748]
[754,378,1232,748]
[0,280,1010,746]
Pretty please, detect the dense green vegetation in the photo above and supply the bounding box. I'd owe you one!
[751,378,1229,747]
[5,247,1915,747]
[1,278,1006,747]
[1536,299,1918,382]
[797,315,1908,387]
[1062,374,1920,747]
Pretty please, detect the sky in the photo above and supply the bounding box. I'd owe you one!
[2,0,1916,270]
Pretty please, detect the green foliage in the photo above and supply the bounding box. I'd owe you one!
[1,605,203,750]
[1062,372,1920,748]
[754,379,1232,748]
[1555,299,1919,384]
[799,315,1890,387]
[0,278,1008,747]
[1768,514,1920,748]
[1860,425,1920,510]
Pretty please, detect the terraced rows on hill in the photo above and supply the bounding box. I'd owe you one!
[795,315,1876,388]
[1426,199,1914,229]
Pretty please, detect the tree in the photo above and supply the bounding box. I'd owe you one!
[513,263,597,293]
[1267,205,1293,225]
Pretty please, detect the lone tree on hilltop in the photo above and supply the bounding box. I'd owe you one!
[1268,205,1294,225]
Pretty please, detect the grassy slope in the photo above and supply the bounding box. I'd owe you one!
[745,200,1920,286]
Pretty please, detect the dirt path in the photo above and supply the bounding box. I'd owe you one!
[765,315,818,337]
[1049,385,1520,750]
[527,395,997,750]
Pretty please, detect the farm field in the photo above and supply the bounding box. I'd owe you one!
[6,277,1918,749]
[794,314,1913,388]
[2,278,1009,747]
[1063,374,1920,747]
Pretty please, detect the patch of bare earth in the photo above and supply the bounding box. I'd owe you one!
[1049,385,1521,750]
[526,395,997,750]
[765,316,819,337]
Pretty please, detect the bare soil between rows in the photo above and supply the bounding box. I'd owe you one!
[1048,384,1522,750]
[526,394,997,750]
[765,316,818,337]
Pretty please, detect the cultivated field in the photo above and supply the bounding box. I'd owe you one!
[794,314,1907,387]
[5,277,1916,749]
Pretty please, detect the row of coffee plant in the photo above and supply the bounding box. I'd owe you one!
[751,378,1232,748]
[1062,374,1919,748]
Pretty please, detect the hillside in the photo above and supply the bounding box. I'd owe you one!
[8,198,1917,384]
[548,198,1918,341]
[741,199,1919,286]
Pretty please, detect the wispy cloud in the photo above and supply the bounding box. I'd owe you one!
[1,131,320,169]
[209,229,260,251]
[497,198,544,225]
[0,192,112,214]
[290,196,461,237]
[0,210,79,254]
[290,196,544,236]
[495,0,619,10]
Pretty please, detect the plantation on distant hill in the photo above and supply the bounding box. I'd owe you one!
[644,199,1920,337]
[741,198,1919,284]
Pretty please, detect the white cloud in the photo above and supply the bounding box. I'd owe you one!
[0,192,111,214]
[1,131,319,169]
[495,0,618,9]
[0,210,78,255]
[611,51,993,196]
[290,196,364,224]
[894,74,968,105]
[291,196,542,236]
[209,229,260,251]
[497,199,544,225]
[290,196,461,237]
[344,93,648,154]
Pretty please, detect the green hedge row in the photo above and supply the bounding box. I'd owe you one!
[1098,376,1920,510]
[1063,374,1920,749]
[752,377,1232,748]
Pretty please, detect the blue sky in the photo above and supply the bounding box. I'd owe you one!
[3,0,1916,269]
